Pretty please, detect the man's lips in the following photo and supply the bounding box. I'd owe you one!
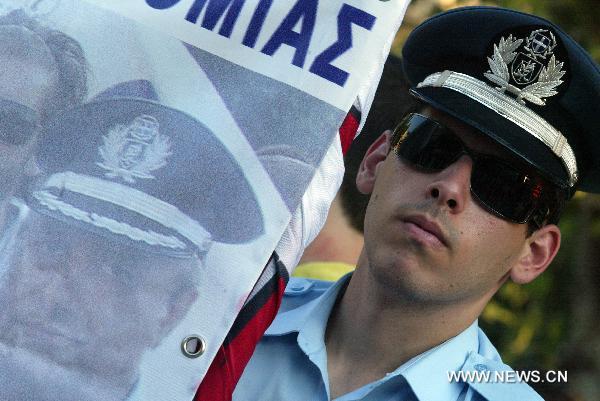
[401,214,448,248]
[10,319,87,346]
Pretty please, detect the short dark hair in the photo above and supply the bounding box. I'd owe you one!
[0,9,88,119]
[339,55,418,232]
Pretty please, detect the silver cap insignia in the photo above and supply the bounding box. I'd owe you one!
[97,115,172,183]
[484,29,565,106]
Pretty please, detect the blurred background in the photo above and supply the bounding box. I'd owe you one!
[393,1,600,400]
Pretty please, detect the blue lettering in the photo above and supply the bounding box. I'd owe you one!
[185,0,246,38]
[146,0,183,9]
[148,0,377,88]
[242,0,273,48]
[310,4,376,86]
[260,0,317,68]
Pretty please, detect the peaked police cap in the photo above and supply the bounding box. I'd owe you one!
[403,6,600,194]
[30,80,264,257]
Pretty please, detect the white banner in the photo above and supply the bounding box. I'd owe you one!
[0,1,409,400]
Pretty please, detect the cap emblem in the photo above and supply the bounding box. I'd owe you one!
[97,114,172,183]
[484,29,565,105]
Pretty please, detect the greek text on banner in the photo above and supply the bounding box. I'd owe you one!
[83,0,404,110]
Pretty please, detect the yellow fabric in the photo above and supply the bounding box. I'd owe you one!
[292,261,355,281]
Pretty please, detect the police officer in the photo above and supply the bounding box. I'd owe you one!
[0,85,264,401]
[233,7,599,401]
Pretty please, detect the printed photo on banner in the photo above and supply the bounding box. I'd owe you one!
[0,0,408,400]
[0,2,341,401]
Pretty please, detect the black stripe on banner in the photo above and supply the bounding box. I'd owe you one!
[224,252,289,344]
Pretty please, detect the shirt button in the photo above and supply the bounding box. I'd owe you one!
[181,335,206,358]
[284,278,313,296]
[473,363,489,372]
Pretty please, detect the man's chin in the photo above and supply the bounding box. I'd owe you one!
[0,342,129,401]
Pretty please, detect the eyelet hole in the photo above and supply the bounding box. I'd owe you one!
[181,335,206,358]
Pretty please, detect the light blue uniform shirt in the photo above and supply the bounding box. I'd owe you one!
[233,276,544,401]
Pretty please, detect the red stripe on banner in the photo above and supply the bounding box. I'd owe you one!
[193,275,287,401]
[339,106,360,155]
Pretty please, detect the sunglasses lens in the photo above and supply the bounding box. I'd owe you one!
[393,113,542,224]
[394,114,463,171]
[0,100,39,146]
[0,118,36,146]
[471,156,538,223]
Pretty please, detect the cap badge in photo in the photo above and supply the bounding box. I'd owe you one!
[97,114,173,183]
[484,29,565,106]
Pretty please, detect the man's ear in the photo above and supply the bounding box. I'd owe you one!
[510,224,561,284]
[152,286,198,348]
[356,131,391,195]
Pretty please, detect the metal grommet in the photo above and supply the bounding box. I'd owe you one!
[181,335,206,358]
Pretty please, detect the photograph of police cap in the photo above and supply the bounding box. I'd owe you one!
[0,9,87,205]
[233,7,599,401]
[0,88,264,401]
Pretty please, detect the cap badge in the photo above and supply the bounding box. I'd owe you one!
[97,114,172,183]
[484,29,565,105]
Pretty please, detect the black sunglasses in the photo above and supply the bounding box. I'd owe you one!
[0,98,40,146]
[391,113,548,225]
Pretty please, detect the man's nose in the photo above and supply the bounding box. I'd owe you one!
[425,155,472,214]
[36,243,72,274]
[38,257,88,324]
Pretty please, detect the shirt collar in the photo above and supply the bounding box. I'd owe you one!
[265,275,480,401]
[265,274,351,401]
[395,320,480,401]
[265,274,350,341]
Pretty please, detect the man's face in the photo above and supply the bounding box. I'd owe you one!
[361,108,531,306]
[0,212,198,385]
[0,26,58,194]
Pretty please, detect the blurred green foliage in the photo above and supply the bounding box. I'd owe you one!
[392,0,600,63]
